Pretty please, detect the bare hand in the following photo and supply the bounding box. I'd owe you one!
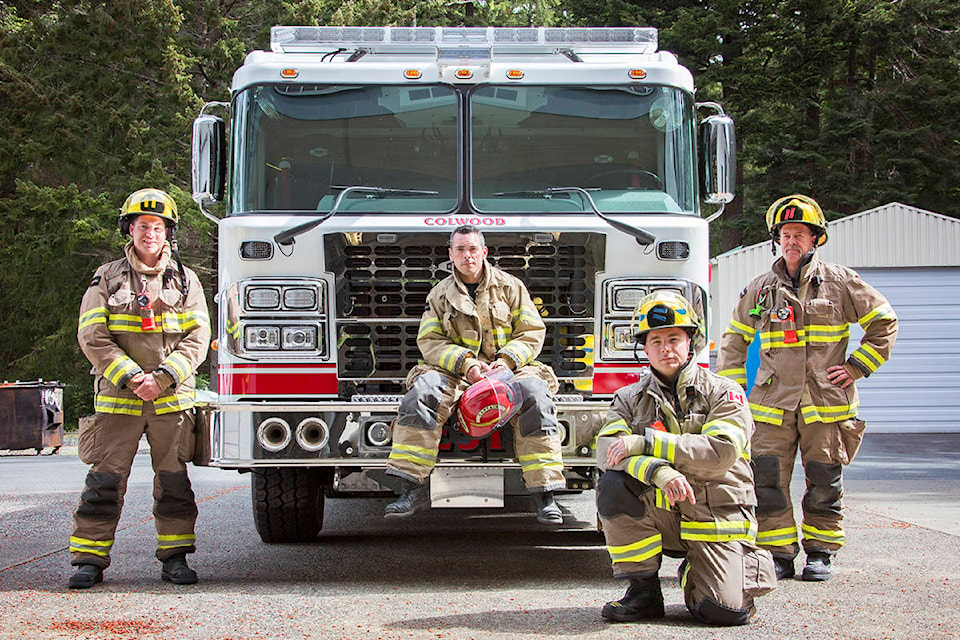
[826,364,853,389]
[466,363,490,384]
[663,476,696,505]
[606,436,627,467]
[132,372,162,402]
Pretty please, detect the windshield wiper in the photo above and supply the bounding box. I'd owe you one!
[492,187,656,246]
[273,185,439,246]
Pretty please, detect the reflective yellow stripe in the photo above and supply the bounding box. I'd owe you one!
[500,341,534,367]
[94,395,143,416]
[648,431,678,463]
[103,356,140,386]
[750,403,784,425]
[801,402,858,424]
[802,522,845,546]
[608,533,662,564]
[757,526,798,547]
[717,367,747,385]
[226,319,240,338]
[439,345,470,372]
[626,455,664,484]
[458,335,481,349]
[418,318,443,339]
[701,420,747,455]
[69,536,114,557]
[388,443,438,468]
[805,323,850,343]
[78,306,108,329]
[851,343,885,373]
[859,302,896,329]
[163,352,193,383]
[514,308,542,325]
[157,533,196,550]
[759,329,807,349]
[154,393,196,415]
[598,419,630,438]
[518,452,564,472]
[107,313,161,333]
[654,488,671,510]
[725,319,755,340]
[680,519,757,542]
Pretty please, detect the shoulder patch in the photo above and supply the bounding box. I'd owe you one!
[727,389,747,406]
[738,287,747,299]
[88,275,101,288]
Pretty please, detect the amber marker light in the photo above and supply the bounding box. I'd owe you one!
[455,68,473,79]
[506,69,524,79]
[628,69,647,79]
[280,68,299,79]
[404,69,422,79]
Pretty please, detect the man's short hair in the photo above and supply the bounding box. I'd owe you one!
[450,225,485,247]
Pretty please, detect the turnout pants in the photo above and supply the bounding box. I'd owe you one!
[752,408,849,559]
[597,471,774,624]
[70,408,198,568]
[386,364,565,491]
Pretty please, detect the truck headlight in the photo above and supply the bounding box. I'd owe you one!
[245,287,281,310]
[245,326,280,350]
[611,325,637,351]
[281,326,317,350]
[283,287,317,310]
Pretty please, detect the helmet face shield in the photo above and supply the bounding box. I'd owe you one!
[766,194,827,246]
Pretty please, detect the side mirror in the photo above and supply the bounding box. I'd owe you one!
[699,113,736,205]
[192,114,226,206]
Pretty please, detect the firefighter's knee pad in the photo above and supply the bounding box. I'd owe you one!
[514,377,559,437]
[76,471,122,519]
[752,455,788,515]
[156,470,198,519]
[803,461,842,516]
[689,597,752,627]
[397,371,447,430]
[596,471,648,519]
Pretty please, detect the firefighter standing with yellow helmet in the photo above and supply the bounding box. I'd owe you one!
[596,291,775,627]
[68,189,210,589]
[717,195,898,582]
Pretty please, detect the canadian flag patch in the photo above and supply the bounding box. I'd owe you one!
[727,390,747,406]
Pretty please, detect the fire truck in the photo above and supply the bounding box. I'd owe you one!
[190,26,735,542]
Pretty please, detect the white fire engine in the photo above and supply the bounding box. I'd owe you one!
[191,26,736,542]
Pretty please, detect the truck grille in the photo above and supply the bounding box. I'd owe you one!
[325,232,604,397]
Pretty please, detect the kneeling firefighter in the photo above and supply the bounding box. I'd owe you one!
[596,291,776,626]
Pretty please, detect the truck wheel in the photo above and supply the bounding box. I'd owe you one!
[251,468,325,543]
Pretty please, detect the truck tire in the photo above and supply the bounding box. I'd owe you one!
[251,468,325,543]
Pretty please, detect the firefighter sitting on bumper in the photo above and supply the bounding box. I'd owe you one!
[68,189,210,589]
[596,291,775,626]
[716,195,898,582]
[383,225,565,524]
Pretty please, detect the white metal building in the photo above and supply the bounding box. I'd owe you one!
[710,202,960,433]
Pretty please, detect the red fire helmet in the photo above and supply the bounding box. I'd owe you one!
[455,375,519,440]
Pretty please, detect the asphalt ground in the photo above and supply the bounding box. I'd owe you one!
[0,432,958,639]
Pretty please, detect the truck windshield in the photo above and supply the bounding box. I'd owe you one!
[231,84,459,214]
[470,85,697,215]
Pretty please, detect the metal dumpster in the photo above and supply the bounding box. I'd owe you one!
[0,380,65,454]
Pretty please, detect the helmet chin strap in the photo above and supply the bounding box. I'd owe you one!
[169,234,189,298]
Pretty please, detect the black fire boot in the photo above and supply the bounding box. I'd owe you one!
[801,552,832,581]
[67,564,103,589]
[532,491,562,524]
[601,574,665,622]
[161,554,199,585]
[384,478,427,518]
[774,554,796,580]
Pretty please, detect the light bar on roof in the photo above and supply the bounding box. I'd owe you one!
[271,26,658,55]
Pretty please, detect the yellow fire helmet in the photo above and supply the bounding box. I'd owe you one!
[631,290,704,353]
[765,194,828,246]
[119,188,179,236]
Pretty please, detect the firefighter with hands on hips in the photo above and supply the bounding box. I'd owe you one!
[383,225,566,524]
[716,194,898,582]
[596,291,775,626]
[68,189,210,589]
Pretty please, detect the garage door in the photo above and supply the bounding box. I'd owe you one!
[851,267,960,433]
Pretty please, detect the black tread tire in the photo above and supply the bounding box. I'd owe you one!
[251,468,325,543]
